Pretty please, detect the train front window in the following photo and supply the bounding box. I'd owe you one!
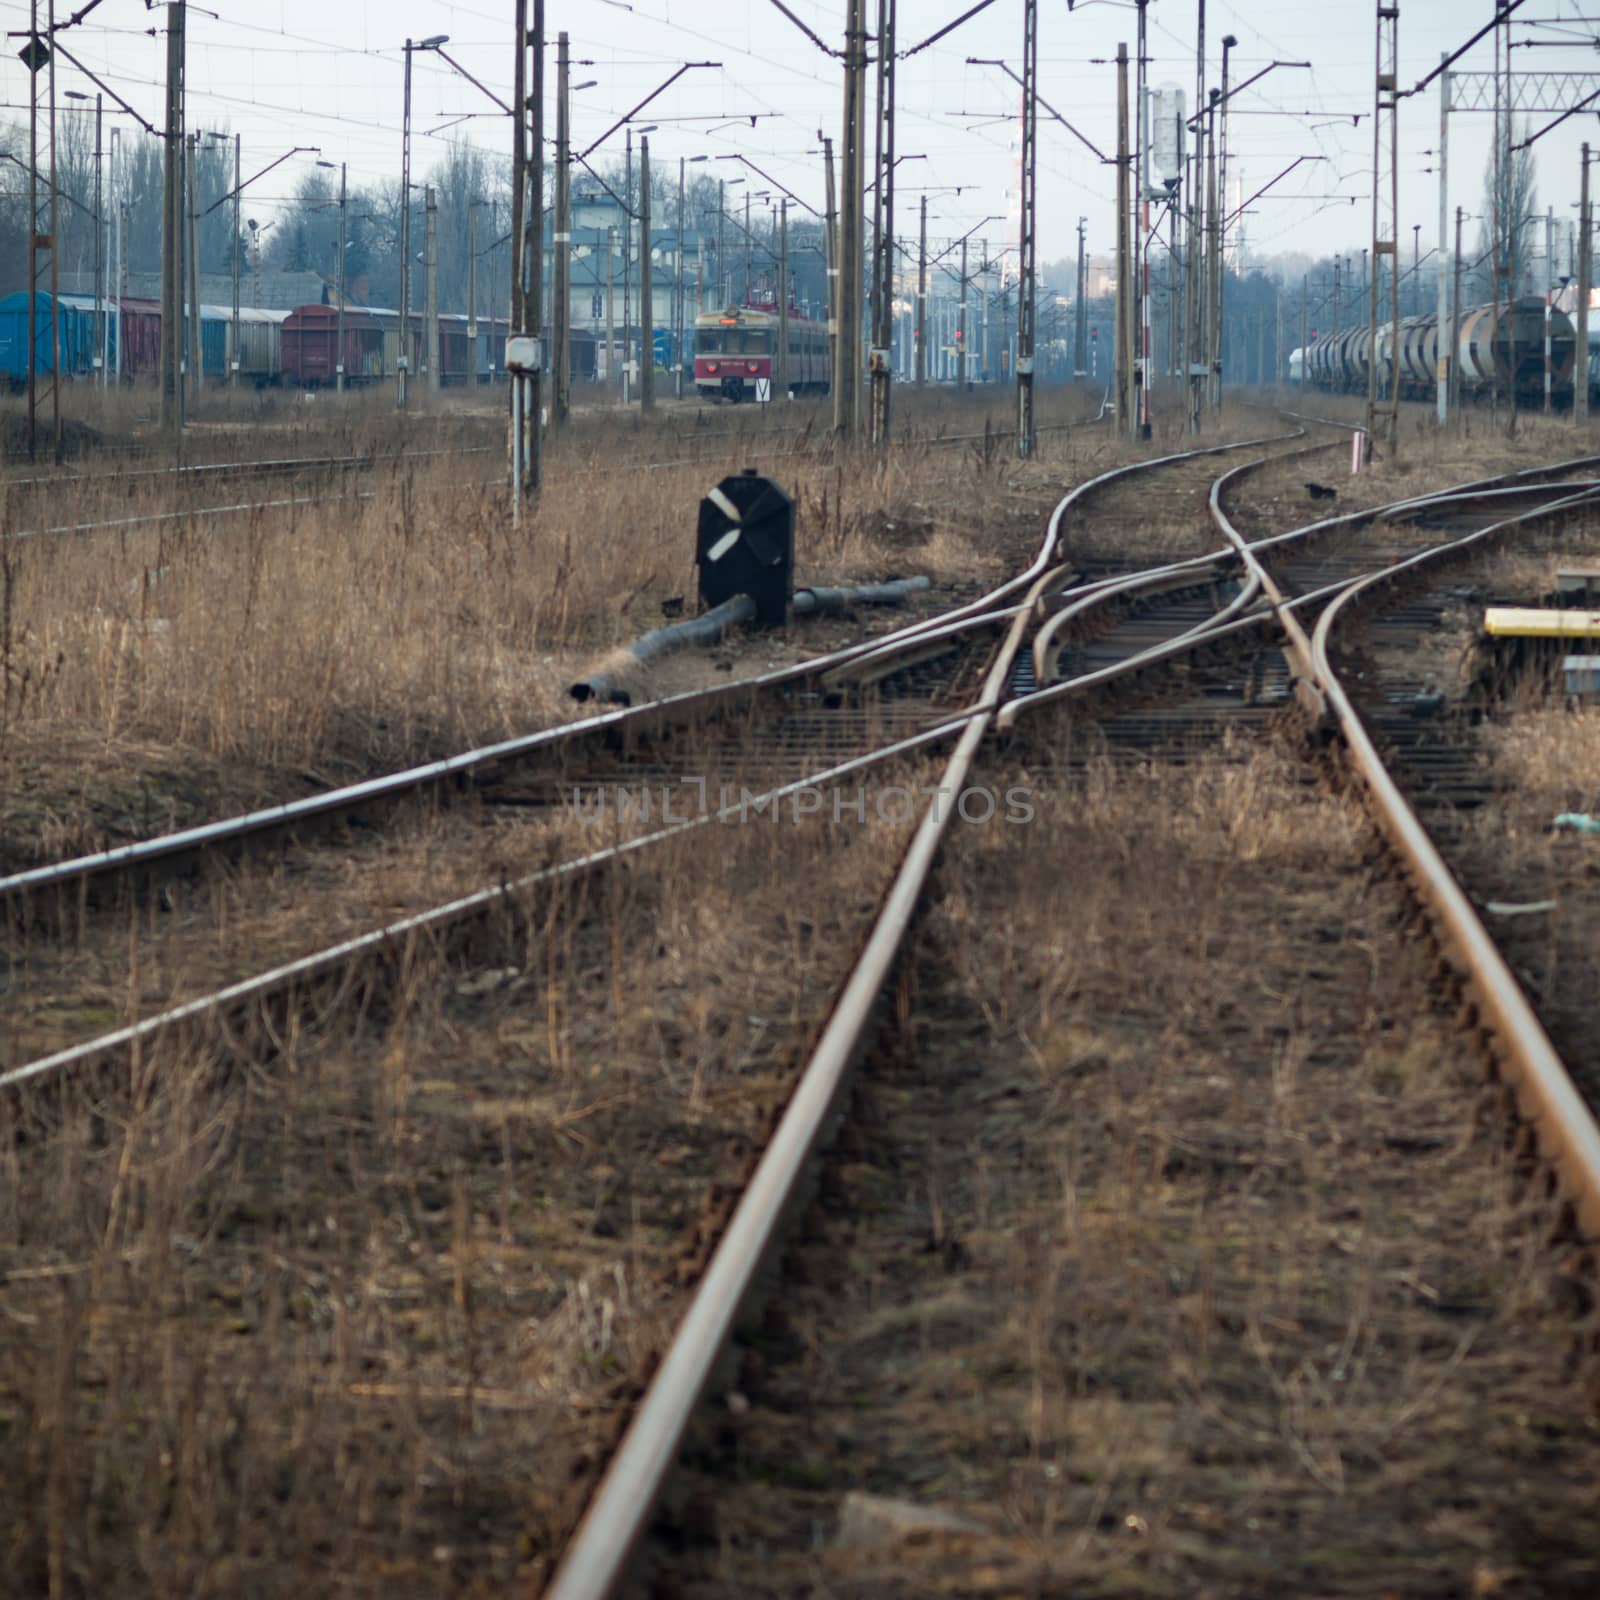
[696,326,771,356]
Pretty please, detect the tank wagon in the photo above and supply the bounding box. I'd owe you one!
[1296,297,1576,405]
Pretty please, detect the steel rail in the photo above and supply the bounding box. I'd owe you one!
[0,713,987,1094]
[1216,452,1600,1237]
[0,446,498,493]
[0,415,830,490]
[0,604,969,909]
[0,426,1128,910]
[0,393,1108,498]
[18,431,1573,915]
[823,428,1309,694]
[0,420,1204,913]
[544,465,1067,1600]
[1309,487,1600,1239]
[1209,455,1600,711]
[1030,560,1251,687]
[1021,435,1367,687]
[1012,461,1600,726]
[994,484,1593,729]
[0,414,1144,1081]
[1000,577,1337,728]
[3,413,1107,549]
[541,423,1318,1600]
[3,483,509,546]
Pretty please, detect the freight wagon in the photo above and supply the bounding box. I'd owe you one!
[0,291,115,385]
[280,305,512,387]
[1294,297,1576,405]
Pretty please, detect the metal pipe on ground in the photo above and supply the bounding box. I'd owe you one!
[791,576,930,614]
[569,594,756,705]
[567,578,932,704]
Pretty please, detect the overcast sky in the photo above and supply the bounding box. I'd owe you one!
[9,0,1600,289]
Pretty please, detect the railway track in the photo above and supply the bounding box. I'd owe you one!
[11,415,1598,1593]
[0,412,1219,1084]
[0,420,1291,1593]
[545,433,1600,1595]
[2,405,1104,552]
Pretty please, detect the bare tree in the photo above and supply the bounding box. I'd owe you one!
[1476,125,1538,301]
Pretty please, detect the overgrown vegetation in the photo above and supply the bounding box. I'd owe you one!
[0,384,1102,867]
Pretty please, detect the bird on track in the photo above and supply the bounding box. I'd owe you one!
[1306,482,1338,501]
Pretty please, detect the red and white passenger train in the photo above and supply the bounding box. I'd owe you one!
[692,299,830,402]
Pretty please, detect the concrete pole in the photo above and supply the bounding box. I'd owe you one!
[1452,206,1464,415]
[336,162,347,392]
[553,31,571,423]
[425,184,439,395]
[640,135,654,412]
[112,125,122,381]
[528,0,544,483]
[676,155,687,400]
[1300,273,1308,389]
[91,93,103,385]
[510,9,526,342]
[1074,216,1087,375]
[508,0,542,503]
[1116,42,1134,439]
[1187,0,1205,434]
[1437,59,1450,424]
[836,0,865,439]
[778,197,789,397]
[915,194,927,386]
[605,224,616,386]
[868,0,895,444]
[1017,0,1039,455]
[161,0,184,430]
[399,38,414,408]
[1205,91,1220,414]
[1273,281,1281,383]
[623,129,631,402]
[187,130,201,409]
[467,194,478,364]
[230,132,240,385]
[1579,146,1591,427]
[1136,0,1152,436]
[717,177,727,305]
[1546,203,1556,414]
[959,235,969,387]
[822,137,838,404]
[982,242,991,381]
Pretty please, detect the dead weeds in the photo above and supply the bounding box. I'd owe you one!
[670,727,1600,1597]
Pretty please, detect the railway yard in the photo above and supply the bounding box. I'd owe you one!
[3,380,1600,1599]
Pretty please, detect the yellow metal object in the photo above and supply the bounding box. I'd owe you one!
[1484,606,1600,638]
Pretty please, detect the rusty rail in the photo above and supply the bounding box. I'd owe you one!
[1308,487,1600,1240]
[543,424,1314,1599]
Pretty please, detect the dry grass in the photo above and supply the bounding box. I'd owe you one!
[0,780,922,1595]
[669,728,1600,1597]
[0,384,1111,870]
